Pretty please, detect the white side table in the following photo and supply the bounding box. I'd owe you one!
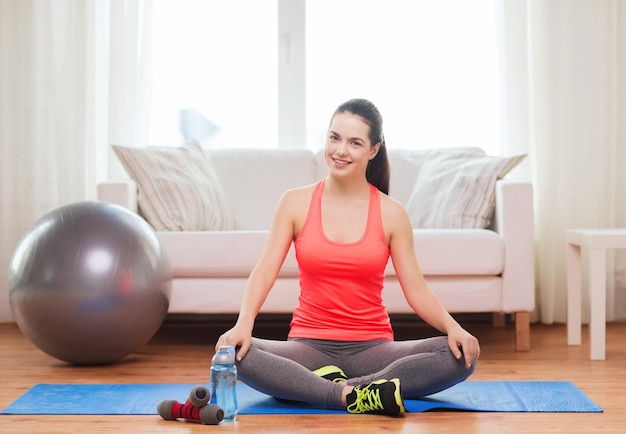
[566,229,626,360]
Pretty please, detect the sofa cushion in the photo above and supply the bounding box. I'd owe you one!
[406,150,526,229]
[112,141,235,231]
[386,149,431,203]
[207,148,319,230]
[389,229,505,276]
[383,276,503,313]
[159,228,503,278]
[158,231,300,278]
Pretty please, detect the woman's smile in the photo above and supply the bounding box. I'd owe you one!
[332,157,351,167]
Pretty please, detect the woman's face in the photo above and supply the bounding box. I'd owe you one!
[325,112,379,178]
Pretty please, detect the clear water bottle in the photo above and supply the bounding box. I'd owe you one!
[210,345,238,422]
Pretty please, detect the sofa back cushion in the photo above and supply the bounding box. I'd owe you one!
[201,146,519,231]
[387,149,431,204]
[207,148,319,230]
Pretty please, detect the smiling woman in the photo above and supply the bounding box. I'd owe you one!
[213,98,480,416]
[149,0,500,153]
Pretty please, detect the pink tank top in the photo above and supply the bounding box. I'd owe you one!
[288,179,394,341]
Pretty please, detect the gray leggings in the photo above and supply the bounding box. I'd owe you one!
[236,336,475,409]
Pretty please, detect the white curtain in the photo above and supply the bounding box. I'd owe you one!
[494,0,626,323]
[0,0,152,322]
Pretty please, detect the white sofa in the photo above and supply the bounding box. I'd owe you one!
[98,147,535,351]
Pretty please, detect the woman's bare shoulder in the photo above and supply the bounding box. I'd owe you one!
[281,182,317,202]
[379,192,407,215]
[379,191,412,230]
[277,182,318,213]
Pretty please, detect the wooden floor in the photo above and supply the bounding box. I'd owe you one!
[1,317,625,433]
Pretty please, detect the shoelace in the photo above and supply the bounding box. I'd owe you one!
[347,384,384,413]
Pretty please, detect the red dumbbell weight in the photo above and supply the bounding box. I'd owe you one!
[157,399,224,425]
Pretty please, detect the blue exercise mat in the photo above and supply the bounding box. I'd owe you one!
[0,381,602,415]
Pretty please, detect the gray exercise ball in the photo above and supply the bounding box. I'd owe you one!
[8,201,172,365]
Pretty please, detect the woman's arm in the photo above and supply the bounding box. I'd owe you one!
[215,190,299,359]
[386,198,480,368]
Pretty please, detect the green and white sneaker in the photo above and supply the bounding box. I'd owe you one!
[313,365,348,382]
[346,378,405,416]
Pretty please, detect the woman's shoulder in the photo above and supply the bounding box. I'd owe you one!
[278,182,319,210]
[282,182,318,200]
[379,191,411,228]
[378,190,406,213]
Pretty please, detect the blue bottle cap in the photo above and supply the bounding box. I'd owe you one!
[212,345,235,364]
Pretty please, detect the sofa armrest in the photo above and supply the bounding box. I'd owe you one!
[493,180,535,312]
[97,180,138,213]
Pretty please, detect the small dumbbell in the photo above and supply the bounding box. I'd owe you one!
[157,400,224,425]
[157,385,224,425]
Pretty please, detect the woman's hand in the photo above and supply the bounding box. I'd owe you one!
[215,324,252,361]
[447,327,480,369]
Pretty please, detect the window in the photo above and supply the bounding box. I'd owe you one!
[305,0,500,153]
[151,0,500,154]
[150,0,278,148]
